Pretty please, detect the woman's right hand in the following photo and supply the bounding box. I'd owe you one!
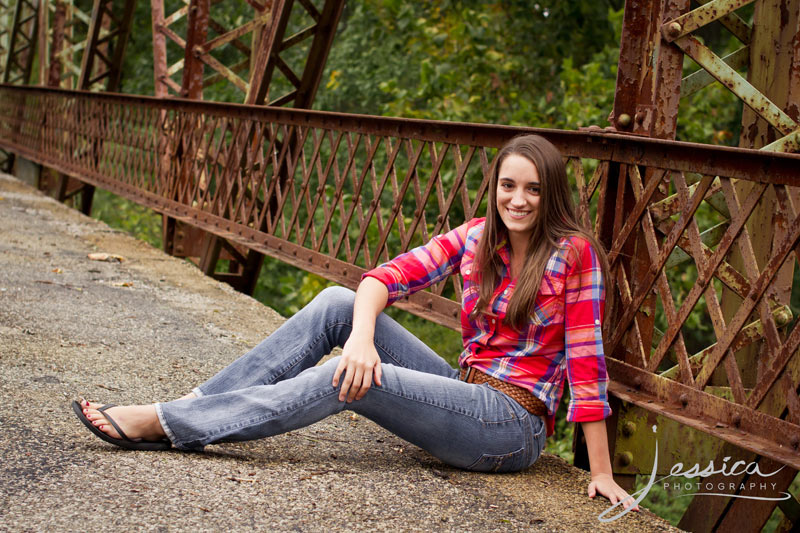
[332,331,382,402]
[331,276,389,403]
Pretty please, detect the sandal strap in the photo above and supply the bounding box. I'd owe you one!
[97,404,132,442]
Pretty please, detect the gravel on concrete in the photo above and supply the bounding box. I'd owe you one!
[0,173,681,532]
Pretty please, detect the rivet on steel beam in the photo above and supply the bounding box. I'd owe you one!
[665,21,682,39]
[775,307,793,327]
[622,421,636,437]
[791,436,799,450]
[633,377,642,389]
[437,215,444,223]
[617,451,633,467]
[732,414,741,428]
[635,112,645,125]
[679,393,689,407]
[617,114,632,128]
[324,260,330,268]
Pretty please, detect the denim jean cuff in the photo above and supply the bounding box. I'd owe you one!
[154,402,180,446]
[191,386,205,398]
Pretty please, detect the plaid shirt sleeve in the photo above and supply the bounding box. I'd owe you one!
[563,237,612,423]
[362,221,471,305]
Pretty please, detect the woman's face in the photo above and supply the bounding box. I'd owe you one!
[496,154,541,242]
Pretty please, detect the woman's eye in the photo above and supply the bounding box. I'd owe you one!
[528,186,540,194]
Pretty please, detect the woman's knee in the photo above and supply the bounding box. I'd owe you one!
[307,286,356,319]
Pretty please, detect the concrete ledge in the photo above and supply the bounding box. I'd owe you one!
[0,173,678,532]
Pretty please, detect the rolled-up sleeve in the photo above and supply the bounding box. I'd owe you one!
[362,221,470,305]
[563,238,612,423]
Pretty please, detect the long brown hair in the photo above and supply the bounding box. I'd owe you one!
[470,134,608,329]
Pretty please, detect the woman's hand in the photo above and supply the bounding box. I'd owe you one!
[331,276,389,403]
[581,420,640,512]
[333,332,382,402]
[588,473,639,511]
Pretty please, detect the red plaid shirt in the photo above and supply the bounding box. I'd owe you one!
[363,217,611,436]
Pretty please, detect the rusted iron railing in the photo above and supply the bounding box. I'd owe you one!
[1,84,800,472]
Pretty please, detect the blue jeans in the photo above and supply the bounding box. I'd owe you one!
[155,287,545,473]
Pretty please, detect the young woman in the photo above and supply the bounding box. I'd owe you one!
[74,134,636,510]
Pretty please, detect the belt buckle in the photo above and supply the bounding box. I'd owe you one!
[462,367,475,383]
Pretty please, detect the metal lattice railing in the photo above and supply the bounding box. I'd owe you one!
[1,84,799,470]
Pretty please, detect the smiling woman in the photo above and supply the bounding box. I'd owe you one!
[73,134,637,513]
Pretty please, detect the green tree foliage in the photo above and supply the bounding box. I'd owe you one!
[317,1,623,126]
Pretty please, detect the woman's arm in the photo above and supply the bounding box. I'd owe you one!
[331,276,389,402]
[582,419,639,510]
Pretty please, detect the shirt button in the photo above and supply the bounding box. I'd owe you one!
[595,319,601,325]
[465,269,471,275]
[502,289,508,295]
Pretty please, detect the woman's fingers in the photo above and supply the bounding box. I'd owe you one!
[373,363,382,388]
[347,368,365,402]
[355,370,374,400]
[334,340,382,402]
[338,362,355,401]
[332,358,346,387]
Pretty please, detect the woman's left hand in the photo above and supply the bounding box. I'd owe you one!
[588,473,639,511]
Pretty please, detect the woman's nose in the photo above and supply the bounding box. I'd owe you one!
[510,191,527,205]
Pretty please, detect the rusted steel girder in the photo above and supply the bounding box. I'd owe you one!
[2,87,800,479]
[246,0,344,107]
[677,2,800,529]
[208,0,345,294]
[1,0,38,173]
[664,0,757,40]
[674,34,798,135]
[611,0,800,527]
[599,0,690,486]
[0,0,12,69]
[44,0,137,215]
[2,0,38,84]
[150,0,274,99]
[0,0,12,173]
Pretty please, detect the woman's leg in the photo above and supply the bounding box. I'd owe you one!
[158,357,545,472]
[82,286,456,442]
[194,285,455,397]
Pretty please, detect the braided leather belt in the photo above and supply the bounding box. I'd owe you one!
[459,367,548,417]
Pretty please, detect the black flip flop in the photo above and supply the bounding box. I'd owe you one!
[71,400,171,451]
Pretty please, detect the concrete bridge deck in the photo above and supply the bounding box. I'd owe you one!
[0,173,677,532]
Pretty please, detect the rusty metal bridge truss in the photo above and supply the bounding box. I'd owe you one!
[1,0,799,531]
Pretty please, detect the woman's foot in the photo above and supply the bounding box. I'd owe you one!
[81,400,166,442]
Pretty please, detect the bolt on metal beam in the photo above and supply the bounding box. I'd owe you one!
[663,0,756,42]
